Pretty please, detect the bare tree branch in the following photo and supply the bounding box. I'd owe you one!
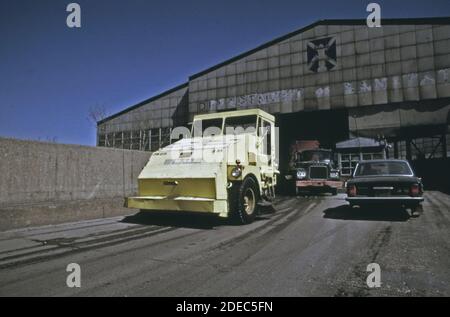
[87,104,109,126]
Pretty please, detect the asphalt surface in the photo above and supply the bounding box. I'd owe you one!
[0,191,449,297]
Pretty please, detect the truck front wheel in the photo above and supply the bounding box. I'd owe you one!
[230,177,260,224]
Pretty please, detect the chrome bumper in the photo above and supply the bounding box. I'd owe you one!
[346,196,424,205]
[296,180,343,188]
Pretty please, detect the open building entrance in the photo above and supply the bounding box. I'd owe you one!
[276,109,349,178]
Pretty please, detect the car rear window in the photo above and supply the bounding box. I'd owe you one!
[354,161,412,177]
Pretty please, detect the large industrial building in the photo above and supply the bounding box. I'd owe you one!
[97,18,450,188]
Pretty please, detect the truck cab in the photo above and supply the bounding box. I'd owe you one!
[126,109,278,224]
[286,141,343,195]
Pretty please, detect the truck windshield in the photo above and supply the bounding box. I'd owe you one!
[298,150,332,162]
[224,115,257,135]
[192,118,223,136]
[354,161,413,177]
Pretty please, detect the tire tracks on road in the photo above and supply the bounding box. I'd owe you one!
[334,224,392,297]
[139,197,320,296]
[424,192,450,229]
[0,217,126,242]
[0,224,158,256]
[208,197,318,253]
[0,225,179,269]
[0,196,320,295]
[72,196,321,296]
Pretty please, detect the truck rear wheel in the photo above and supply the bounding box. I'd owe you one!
[230,177,260,224]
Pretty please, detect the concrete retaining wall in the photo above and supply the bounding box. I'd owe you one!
[0,137,151,230]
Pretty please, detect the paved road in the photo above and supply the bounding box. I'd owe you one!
[0,191,449,297]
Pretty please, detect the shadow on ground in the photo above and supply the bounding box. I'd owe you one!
[297,193,337,197]
[121,210,226,229]
[323,204,411,222]
[121,207,276,229]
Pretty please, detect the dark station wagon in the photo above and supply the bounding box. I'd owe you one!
[345,160,424,216]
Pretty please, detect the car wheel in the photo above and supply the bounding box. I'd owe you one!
[230,177,260,224]
[331,188,338,196]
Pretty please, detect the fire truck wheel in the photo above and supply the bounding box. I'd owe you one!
[331,188,338,196]
[231,177,260,224]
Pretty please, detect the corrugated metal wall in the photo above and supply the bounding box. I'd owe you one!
[188,24,450,118]
[97,20,450,153]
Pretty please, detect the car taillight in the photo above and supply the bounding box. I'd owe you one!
[410,184,420,197]
[347,185,357,197]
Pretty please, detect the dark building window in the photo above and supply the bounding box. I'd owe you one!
[114,132,123,149]
[98,134,106,147]
[106,133,114,147]
[161,128,171,148]
[410,136,446,160]
[123,131,131,149]
[150,128,160,152]
[131,131,141,150]
[142,130,150,151]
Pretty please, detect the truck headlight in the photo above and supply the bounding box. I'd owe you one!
[330,171,339,179]
[231,167,242,178]
[296,169,306,179]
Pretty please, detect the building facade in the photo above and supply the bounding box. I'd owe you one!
[97,18,450,185]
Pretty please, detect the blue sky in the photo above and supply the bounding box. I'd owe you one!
[1,0,449,145]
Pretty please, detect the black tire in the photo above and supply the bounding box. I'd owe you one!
[230,177,260,224]
[410,204,423,218]
[331,188,338,196]
[296,187,306,196]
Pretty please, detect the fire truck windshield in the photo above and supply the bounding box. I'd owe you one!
[297,150,332,162]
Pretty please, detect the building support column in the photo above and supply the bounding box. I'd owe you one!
[406,139,412,161]
[394,141,399,159]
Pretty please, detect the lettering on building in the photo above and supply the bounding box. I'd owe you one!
[199,68,450,112]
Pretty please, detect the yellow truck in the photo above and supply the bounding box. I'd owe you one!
[126,109,278,224]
